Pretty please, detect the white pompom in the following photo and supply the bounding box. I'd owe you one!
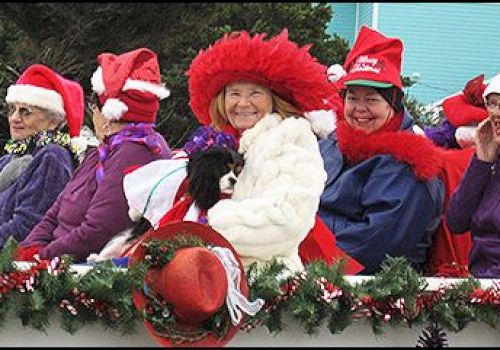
[90,66,106,95]
[327,64,347,82]
[305,109,337,139]
[101,98,128,120]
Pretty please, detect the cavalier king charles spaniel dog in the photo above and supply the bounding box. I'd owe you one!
[86,146,244,264]
[187,146,244,211]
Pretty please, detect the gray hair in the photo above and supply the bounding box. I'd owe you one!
[42,108,66,125]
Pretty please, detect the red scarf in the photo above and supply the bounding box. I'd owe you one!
[336,113,443,181]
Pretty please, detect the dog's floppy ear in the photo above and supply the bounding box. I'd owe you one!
[187,151,222,211]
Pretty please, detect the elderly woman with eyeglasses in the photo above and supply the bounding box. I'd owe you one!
[446,74,500,278]
[318,27,445,275]
[18,48,172,263]
[0,64,84,248]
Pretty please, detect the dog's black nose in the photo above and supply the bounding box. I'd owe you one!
[229,177,236,185]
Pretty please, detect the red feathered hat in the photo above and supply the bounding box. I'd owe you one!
[90,47,170,123]
[6,64,84,137]
[443,74,488,128]
[340,25,403,90]
[443,95,488,128]
[187,29,335,126]
[463,74,486,107]
[128,221,264,347]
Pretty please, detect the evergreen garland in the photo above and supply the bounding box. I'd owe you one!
[0,238,141,335]
[1,236,500,346]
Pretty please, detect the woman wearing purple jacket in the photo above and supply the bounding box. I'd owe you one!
[0,64,83,247]
[20,48,172,262]
[446,74,500,278]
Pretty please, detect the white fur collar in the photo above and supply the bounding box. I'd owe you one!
[238,110,336,154]
[238,113,283,154]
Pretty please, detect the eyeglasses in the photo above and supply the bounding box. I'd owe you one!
[485,101,500,111]
[7,104,42,121]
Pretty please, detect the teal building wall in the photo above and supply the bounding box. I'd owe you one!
[328,3,500,104]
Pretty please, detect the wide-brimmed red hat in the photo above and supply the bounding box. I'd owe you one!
[443,95,488,128]
[340,26,403,90]
[128,220,263,347]
[187,29,335,126]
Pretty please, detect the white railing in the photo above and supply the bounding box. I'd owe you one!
[2,312,499,347]
[5,262,500,347]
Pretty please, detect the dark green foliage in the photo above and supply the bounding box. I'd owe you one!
[0,3,350,150]
[428,278,478,332]
[401,76,444,127]
[287,260,352,335]
[354,256,428,334]
[17,290,50,332]
[0,19,23,151]
[0,237,18,272]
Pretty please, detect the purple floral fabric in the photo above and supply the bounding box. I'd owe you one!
[183,126,237,157]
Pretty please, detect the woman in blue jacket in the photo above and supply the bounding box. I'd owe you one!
[318,26,445,274]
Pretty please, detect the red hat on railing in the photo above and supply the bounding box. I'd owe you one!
[90,47,170,123]
[6,64,84,137]
[129,221,264,347]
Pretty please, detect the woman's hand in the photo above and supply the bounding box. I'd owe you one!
[475,118,498,162]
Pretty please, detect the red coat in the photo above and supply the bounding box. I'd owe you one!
[426,148,475,277]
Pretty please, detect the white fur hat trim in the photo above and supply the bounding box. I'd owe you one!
[483,73,500,102]
[304,109,337,139]
[123,159,188,229]
[327,64,347,83]
[90,66,170,99]
[123,79,170,99]
[6,84,65,115]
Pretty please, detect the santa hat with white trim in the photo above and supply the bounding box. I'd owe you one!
[90,47,170,123]
[5,64,84,137]
[483,73,500,102]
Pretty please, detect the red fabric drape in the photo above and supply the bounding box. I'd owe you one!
[299,215,364,275]
[426,148,475,277]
